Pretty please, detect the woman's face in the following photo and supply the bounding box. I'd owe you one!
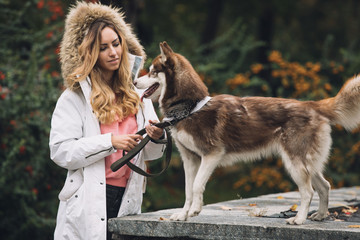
[97,26,122,75]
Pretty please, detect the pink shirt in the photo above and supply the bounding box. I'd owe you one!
[100,115,138,187]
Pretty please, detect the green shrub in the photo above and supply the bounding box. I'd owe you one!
[0,1,65,239]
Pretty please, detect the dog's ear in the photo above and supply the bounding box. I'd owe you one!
[159,41,173,64]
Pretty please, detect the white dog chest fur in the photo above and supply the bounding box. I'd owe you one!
[171,128,204,156]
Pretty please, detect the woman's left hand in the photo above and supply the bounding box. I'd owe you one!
[145,120,164,140]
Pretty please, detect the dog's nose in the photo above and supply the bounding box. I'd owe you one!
[133,81,137,86]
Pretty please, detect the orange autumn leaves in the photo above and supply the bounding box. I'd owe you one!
[233,162,293,193]
[226,50,344,99]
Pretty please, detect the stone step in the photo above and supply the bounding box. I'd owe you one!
[109,186,360,240]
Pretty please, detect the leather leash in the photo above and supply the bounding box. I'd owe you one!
[110,121,174,177]
[110,96,212,177]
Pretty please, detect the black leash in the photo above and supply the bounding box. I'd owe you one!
[110,121,174,177]
[110,97,212,177]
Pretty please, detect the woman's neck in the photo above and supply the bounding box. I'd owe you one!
[103,70,115,86]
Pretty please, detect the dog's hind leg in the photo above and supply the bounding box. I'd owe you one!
[282,153,314,225]
[309,173,330,221]
[187,151,223,218]
[170,145,201,221]
[309,128,331,221]
[286,166,314,225]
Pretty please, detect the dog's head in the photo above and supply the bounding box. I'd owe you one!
[134,42,208,106]
[134,42,172,102]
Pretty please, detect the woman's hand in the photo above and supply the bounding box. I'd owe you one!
[111,134,143,151]
[145,120,164,140]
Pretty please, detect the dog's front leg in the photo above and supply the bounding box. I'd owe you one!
[188,152,223,218]
[170,146,200,221]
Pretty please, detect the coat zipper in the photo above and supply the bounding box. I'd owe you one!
[85,147,113,159]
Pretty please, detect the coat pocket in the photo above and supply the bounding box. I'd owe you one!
[58,168,84,201]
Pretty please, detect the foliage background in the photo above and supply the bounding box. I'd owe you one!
[0,0,359,239]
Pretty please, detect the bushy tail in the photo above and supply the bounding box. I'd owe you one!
[318,75,360,130]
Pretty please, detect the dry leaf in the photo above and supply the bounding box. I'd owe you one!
[277,196,284,199]
[342,206,358,214]
[248,208,268,217]
[249,203,257,207]
[348,225,360,228]
[159,217,168,221]
[220,206,232,211]
[290,204,298,211]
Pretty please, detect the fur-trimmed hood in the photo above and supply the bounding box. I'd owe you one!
[59,1,146,88]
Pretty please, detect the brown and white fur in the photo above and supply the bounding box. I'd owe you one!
[134,42,360,225]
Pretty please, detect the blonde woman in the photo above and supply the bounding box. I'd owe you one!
[49,2,165,239]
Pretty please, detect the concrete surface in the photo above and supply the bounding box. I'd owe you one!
[109,186,360,240]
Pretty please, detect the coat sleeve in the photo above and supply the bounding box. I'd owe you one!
[49,90,115,170]
[141,98,166,161]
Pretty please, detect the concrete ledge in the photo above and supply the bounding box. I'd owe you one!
[109,187,360,240]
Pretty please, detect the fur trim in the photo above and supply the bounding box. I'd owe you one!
[59,1,146,88]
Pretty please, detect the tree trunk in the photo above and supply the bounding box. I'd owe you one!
[257,3,275,96]
[200,0,224,55]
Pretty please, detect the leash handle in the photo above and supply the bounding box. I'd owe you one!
[126,128,172,177]
[110,135,150,172]
[110,124,158,172]
[110,124,172,177]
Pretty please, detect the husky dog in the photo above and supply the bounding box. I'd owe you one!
[134,42,360,225]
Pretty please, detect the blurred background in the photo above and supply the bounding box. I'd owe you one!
[1,0,360,239]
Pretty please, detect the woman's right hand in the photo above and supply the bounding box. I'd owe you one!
[111,134,143,151]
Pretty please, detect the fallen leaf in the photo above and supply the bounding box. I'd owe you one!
[249,203,257,207]
[159,217,168,221]
[290,204,298,211]
[342,206,358,214]
[348,225,360,228]
[248,208,268,217]
[220,206,232,211]
[277,196,284,199]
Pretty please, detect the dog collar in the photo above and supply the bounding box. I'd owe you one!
[190,96,212,114]
[162,96,212,124]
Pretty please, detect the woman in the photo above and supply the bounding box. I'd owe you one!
[49,2,165,239]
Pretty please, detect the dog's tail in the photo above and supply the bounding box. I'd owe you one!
[316,75,360,130]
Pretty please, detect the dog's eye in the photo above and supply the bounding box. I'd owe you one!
[150,69,158,76]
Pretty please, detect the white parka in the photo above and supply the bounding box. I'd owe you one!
[49,77,165,240]
[50,2,164,239]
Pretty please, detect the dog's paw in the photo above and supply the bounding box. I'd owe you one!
[286,216,306,225]
[309,211,327,221]
[170,211,188,221]
[188,206,202,218]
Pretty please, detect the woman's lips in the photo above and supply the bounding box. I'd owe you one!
[108,58,119,64]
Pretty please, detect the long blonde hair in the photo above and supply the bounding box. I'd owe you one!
[67,19,140,124]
